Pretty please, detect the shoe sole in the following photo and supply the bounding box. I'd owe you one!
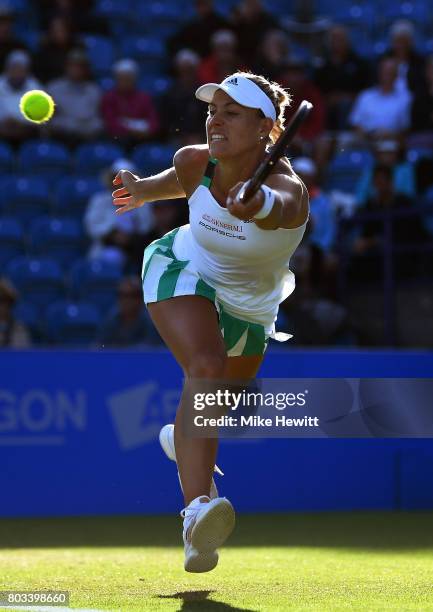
[184,549,219,573]
[190,498,235,554]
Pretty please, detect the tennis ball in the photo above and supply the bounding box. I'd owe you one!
[19,90,55,124]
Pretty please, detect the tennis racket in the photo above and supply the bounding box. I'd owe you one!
[237,99,313,204]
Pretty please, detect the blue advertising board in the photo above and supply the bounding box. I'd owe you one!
[1,348,433,517]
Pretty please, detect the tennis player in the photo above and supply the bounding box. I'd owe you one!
[112,71,309,573]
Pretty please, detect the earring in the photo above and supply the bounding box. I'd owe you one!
[260,135,265,141]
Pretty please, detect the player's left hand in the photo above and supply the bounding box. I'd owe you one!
[226,182,265,221]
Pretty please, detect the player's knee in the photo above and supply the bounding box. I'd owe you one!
[186,352,227,379]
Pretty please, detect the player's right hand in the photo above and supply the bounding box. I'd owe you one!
[112,170,144,214]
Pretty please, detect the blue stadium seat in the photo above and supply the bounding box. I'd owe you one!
[94,0,131,18]
[0,142,14,172]
[13,300,41,341]
[120,36,165,62]
[5,256,65,309]
[18,140,70,179]
[82,35,115,76]
[28,217,86,270]
[45,300,100,346]
[138,75,172,96]
[0,176,51,225]
[54,176,102,217]
[132,143,176,174]
[326,150,374,192]
[69,259,123,313]
[0,217,25,268]
[333,3,374,27]
[381,2,427,26]
[145,1,187,21]
[407,148,433,163]
[75,142,124,174]
[5,0,29,15]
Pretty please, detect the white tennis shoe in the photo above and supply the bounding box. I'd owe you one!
[159,423,223,499]
[181,495,235,573]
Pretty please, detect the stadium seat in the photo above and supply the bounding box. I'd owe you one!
[0,143,13,172]
[69,258,123,313]
[28,217,86,270]
[326,150,374,192]
[75,142,125,174]
[5,256,65,310]
[138,75,172,96]
[82,34,115,76]
[407,148,433,163]
[45,300,100,346]
[0,176,51,226]
[94,0,131,17]
[54,176,103,217]
[120,36,165,62]
[13,300,41,342]
[132,143,176,174]
[0,217,25,268]
[18,140,70,180]
[5,0,29,15]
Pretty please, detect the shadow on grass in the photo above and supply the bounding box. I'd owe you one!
[157,590,256,611]
[1,512,433,550]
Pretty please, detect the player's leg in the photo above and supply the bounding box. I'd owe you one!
[148,295,227,506]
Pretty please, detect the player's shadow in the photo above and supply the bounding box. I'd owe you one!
[157,590,256,611]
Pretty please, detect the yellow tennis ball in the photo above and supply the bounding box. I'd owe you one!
[19,90,55,124]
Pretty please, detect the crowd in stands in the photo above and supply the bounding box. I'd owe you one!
[0,0,432,349]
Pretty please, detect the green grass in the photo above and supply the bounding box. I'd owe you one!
[1,512,433,611]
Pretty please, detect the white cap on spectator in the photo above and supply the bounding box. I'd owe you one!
[211,29,237,47]
[292,157,317,176]
[174,49,200,66]
[111,158,136,174]
[113,58,139,75]
[390,19,415,39]
[6,49,30,67]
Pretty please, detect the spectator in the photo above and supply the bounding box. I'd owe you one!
[141,200,189,247]
[351,164,428,280]
[0,4,28,72]
[96,277,162,348]
[355,139,415,206]
[167,0,228,58]
[34,16,79,83]
[279,55,325,150]
[198,30,243,84]
[159,49,205,145]
[410,55,433,147]
[229,0,278,61]
[48,48,103,145]
[349,57,411,141]
[314,24,369,130]
[84,159,154,272]
[291,157,337,299]
[101,59,159,147]
[0,50,41,145]
[383,20,425,95]
[0,278,31,348]
[253,29,290,81]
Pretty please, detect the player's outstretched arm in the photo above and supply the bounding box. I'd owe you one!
[112,166,185,215]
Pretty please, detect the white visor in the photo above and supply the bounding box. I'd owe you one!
[195,74,276,121]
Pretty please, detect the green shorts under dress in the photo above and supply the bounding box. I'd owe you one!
[141,227,269,357]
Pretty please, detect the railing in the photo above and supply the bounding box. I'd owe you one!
[336,200,433,346]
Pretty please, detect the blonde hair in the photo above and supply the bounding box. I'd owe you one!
[234,70,292,143]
